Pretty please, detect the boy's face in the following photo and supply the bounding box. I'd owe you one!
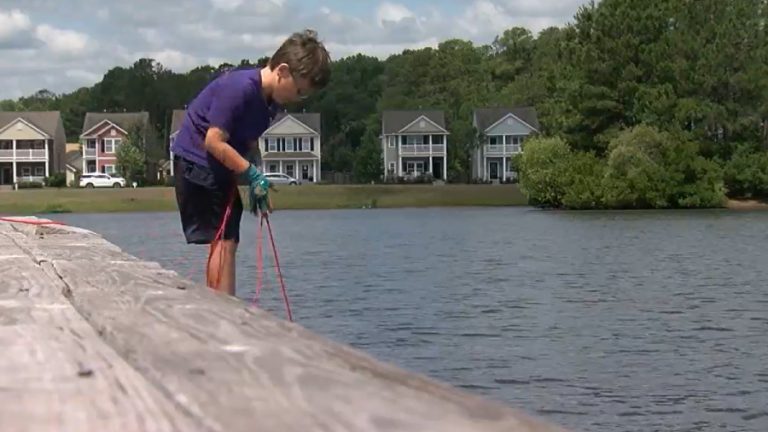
[273,63,313,104]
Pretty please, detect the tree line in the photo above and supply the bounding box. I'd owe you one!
[2,0,766,204]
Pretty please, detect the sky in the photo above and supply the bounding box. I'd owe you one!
[0,0,588,100]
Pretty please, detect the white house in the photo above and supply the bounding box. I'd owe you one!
[381,109,449,181]
[258,112,321,183]
[0,111,66,187]
[471,107,539,182]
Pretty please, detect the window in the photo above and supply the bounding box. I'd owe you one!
[432,135,443,144]
[489,136,499,145]
[388,136,395,148]
[34,141,45,150]
[104,165,115,174]
[86,139,96,150]
[268,163,278,173]
[104,138,121,153]
[267,139,277,152]
[388,162,395,173]
[310,137,315,152]
[22,167,31,176]
[34,166,44,176]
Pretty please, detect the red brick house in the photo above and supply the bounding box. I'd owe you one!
[79,112,149,174]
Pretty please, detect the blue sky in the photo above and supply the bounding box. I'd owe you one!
[0,0,589,99]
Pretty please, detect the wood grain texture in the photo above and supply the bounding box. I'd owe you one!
[0,222,201,432]
[3,218,569,432]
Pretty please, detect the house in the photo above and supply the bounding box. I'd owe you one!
[381,109,448,181]
[471,107,539,182]
[167,109,186,177]
[0,111,67,186]
[79,111,150,175]
[64,143,83,187]
[257,111,321,183]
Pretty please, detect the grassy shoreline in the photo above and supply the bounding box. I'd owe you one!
[0,184,528,215]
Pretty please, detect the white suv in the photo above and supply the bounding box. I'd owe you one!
[79,173,126,188]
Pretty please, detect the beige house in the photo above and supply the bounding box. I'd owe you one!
[381,110,449,181]
[471,107,539,182]
[0,111,66,186]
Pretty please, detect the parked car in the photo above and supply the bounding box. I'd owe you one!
[79,173,126,188]
[264,173,301,185]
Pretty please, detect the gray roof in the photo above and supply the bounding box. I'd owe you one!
[81,111,149,136]
[382,110,446,134]
[271,111,321,134]
[474,107,540,132]
[0,111,61,137]
[65,149,82,169]
[170,109,186,135]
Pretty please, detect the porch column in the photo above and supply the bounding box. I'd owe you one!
[483,156,487,181]
[502,156,506,183]
[443,154,447,181]
[45,139,49,177]
[429,156,433,177]
[12,139,17,184]
[279,160,283,174]
[428,135,433,174]
[313,160,318,183]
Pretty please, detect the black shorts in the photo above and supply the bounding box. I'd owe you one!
[174,156,243,244]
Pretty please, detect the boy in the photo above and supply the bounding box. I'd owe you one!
[171,29,331,296]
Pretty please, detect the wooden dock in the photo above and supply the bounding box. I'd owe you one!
[0,216,568,432]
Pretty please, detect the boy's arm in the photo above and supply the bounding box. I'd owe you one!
[204,127,250,174]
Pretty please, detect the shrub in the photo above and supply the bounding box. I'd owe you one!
[44,172,67,188]
[518,136,573,207]
[721,144,768,198]
[562,151,606,209]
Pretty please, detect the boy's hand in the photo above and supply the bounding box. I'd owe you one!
[243,164,272,215]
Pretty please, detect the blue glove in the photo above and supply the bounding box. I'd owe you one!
[243,164,271,215]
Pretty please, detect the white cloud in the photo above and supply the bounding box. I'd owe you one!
[209,0,242,10]
[376,2,415,26]
[0,9,31,40]
[34,24,90,57]
[0,0,587,99]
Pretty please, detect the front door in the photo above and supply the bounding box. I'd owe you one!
[432,159,442,180]
[301,163,310,180]
[1,167,11,185]
[285,163,295,179]
[489,161,499,180]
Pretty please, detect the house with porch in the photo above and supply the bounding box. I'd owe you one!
[167,109,187,177]
[258,111,321,183]
[471,107,540,182]
[381,110,448,181]
[79,111,150,175]
[0,111,67,186]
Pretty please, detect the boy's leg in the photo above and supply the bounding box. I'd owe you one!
[175,156,243,296]
[207,189,243,295]
[206,239,237,296]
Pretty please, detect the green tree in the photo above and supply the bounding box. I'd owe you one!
[116,123,147,185]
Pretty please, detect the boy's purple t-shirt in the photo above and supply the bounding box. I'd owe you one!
[172,67,276,173]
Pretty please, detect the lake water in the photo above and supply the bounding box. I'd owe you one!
[53,207,768,432]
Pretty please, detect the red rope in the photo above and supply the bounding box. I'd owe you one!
[251,213,293,322]
[264,214,293,322]
[0,217,66,226]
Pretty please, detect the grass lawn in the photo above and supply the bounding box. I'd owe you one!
[0,184,528,215]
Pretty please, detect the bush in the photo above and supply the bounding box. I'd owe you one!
[721,144,768,198]
[518,125,727,210]
[44,172,67,188]
[518,136,573,207]
[562,151,606,209]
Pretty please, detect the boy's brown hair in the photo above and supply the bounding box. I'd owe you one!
[269,29,331,90]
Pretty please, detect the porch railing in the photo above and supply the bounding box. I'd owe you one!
[400,144,446,155]
[485,144,522,156]
[0,149,47,160]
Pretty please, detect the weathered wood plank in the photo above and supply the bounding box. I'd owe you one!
[19,222,567,432]
[0,229,201,432]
